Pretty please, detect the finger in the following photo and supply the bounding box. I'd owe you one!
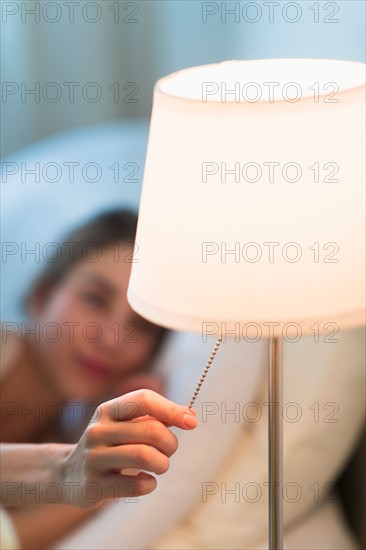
[101,472,157,500]
[134,409,196,430]
[104,389,198,429]
[90,445,170,475]
[128,414,170,427]
[100,419,179,457]
[130,410,196,427]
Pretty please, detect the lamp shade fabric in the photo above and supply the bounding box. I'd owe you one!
[128,59,365,337]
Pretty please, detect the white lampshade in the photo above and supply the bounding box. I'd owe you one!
[128,59,365,337]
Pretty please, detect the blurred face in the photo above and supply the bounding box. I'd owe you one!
[29,245,164,402]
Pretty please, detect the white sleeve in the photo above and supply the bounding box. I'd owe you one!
[0,508,21,550]
[53,333,267,550]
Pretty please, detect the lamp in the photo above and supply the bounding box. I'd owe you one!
[127,59,365,549]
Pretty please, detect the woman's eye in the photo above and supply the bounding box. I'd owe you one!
[83,292,107,309]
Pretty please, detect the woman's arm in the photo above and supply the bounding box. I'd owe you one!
[1,390,197,549]
[7,503,104,550]
[1,444,96,550]
[1,390,197,508]
[0,443,72,507]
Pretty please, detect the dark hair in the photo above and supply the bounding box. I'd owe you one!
[26,209,139,305]
[24,207,168,370]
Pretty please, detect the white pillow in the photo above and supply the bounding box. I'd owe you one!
[1,119,148,321]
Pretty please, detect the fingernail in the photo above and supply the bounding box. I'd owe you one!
[183,413,198,428]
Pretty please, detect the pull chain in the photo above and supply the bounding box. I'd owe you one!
[188,336,222,409]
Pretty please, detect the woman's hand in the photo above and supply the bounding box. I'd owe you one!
[58,389,197,508]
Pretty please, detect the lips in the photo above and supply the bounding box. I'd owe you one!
[77,356,114,379]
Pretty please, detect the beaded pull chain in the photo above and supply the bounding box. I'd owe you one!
[188,336,223,409]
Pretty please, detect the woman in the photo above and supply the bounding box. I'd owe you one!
[0,209,197,549]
